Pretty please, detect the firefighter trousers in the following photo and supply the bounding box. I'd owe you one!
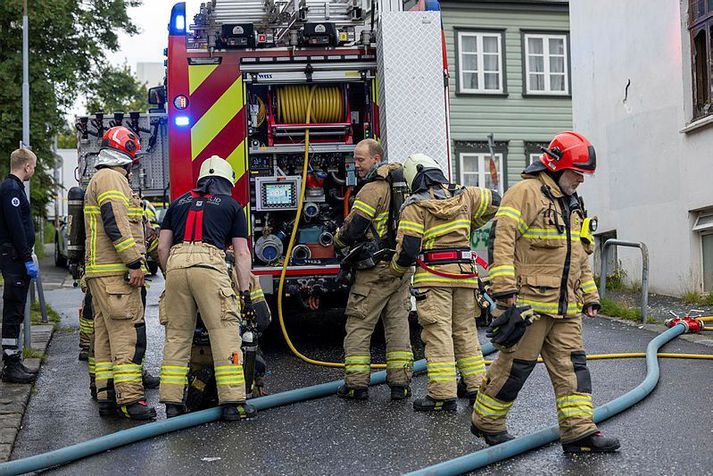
[416,286,486,400]
[471,314,598,443]
[87,275,147,405]
[159,252,245,404]
[343,263,414,389]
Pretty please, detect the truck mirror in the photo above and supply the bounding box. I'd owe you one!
[148,86,166,106]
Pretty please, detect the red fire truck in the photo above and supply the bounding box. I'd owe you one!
[76,0,451,313]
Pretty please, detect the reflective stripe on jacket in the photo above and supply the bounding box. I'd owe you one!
[490,171,599,317]
[391,185,497,288]
[84,167,146,278]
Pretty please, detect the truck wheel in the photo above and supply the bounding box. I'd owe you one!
[54,234,67,268]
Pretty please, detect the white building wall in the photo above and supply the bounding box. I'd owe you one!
[136,62,164,87]
[570,0,713,295]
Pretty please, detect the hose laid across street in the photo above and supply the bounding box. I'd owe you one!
[405,323,688,476]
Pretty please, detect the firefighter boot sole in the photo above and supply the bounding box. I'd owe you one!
[336,385,369,400]
[390,385,412,401]
[562,432,621,454]
[413,396,457,412]
[222,403,258,421]
[470,424,515,446]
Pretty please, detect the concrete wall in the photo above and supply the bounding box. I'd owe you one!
[571,0,713,295]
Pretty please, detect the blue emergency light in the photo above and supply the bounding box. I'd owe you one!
[175,116,190,127]
[169,3,187,35]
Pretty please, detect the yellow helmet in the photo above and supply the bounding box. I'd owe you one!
[403,153,440,190]
[198,155,236,184]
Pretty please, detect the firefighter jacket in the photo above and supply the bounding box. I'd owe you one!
[390,184,497,288]
[83,167,146,278]
[489,171,599,317]
[334,163,401,250]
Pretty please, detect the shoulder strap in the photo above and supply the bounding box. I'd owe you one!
[183,191,213,242]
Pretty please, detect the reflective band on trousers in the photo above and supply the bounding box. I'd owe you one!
[113,363,143,384]
[556,392,593,422]
[386,351,414,369]
[95,362,114,380]
[215,365,245,385]
[88,357,96,376]
[160,365,189,386]
[474,391,513,419]
[456,355,486,377]
[79,318,94,333]
[426,361,457,382]
[345,355,371,373]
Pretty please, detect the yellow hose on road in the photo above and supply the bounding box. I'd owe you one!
[275,85,384,369]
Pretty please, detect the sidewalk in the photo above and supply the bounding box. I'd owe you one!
[0,324,54,462]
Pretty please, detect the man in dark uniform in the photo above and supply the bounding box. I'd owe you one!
[158,155,257,421]
[0,148,39,383]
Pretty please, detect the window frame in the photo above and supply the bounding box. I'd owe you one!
[458,152,505,195]
[520,30,571,97]
[524,141,549,165]
[687,4,713,120]
[455,28,507,96]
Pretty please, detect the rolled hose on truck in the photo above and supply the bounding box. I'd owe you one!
[0,343,494,476]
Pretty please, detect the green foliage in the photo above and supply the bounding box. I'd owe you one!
[30,301,60,324]
[681,290,703,305]
[600,297,642,321]
[85,63,148,115]
[22,347,46,361]
[703,293,713,306]
[605,267,627,291]
[0,0,141,218]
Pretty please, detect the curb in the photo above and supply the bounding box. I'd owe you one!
[597,314,713,348]
[0,324,55,462]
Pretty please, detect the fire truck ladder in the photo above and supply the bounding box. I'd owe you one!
[204,0,365,26]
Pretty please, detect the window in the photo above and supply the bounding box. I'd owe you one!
[692,208,713,291]
[523,33,569,95]
[524,141,549,165]
[688,1,713,119]
[459,153,504,194]
[457,31,504,94]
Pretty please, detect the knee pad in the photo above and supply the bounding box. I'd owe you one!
[571,351,592,393]
[495,359,537,402]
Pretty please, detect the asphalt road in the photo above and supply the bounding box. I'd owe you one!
[10,260,713,475]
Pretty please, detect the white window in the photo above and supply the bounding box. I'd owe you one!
[693,211,713,291]
[458,31,503,94]
[528,153,540,165]
[524,33,569,95]
[459,153,504,194]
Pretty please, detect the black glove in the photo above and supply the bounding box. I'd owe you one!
[240,290,256,323]
[486,304,536,348]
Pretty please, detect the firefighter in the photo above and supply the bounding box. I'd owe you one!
[83,126,155,420]
[0,148,39,384]
[333,139,414,401]
[157,155,256,421]
[471,131,620,453]
[185,271,271,410]
[390,153,498,412]
[83,199,162,397]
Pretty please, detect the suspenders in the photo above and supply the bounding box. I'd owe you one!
[183,191,212,243]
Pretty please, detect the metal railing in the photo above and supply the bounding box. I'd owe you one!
[599,239,649,324]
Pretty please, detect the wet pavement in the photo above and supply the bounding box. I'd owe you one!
[9,265,713,475]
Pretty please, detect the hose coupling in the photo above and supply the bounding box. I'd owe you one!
[665,316,704,333]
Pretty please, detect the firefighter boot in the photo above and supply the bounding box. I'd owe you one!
[413,395,457,412]
[562,431,620,454]
[390,385,412,401]
[471,424,515,446]
[336,385,369,400]
[78,350,89,361]
[222,403,257,421]
[98,401,117,417]
[165,403,188,418]
[119,400,157,421]
[457,379,478,406]
[142,370,160,389]
[1,355,36,384]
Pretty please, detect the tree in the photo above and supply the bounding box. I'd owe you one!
[0,0,141,217]
[85,63,148,115]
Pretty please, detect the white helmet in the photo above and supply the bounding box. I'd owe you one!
[94,148,133,169]
[198,155,236,184]
[403,153,441,190]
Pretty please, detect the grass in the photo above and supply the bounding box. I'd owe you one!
[678,290,713,306]
[30,301,61,325]
[600,297,648,322]
[22,347,47,362]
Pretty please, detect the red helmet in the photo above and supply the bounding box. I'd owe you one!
[100,126,142,160]
[539,131,596,174]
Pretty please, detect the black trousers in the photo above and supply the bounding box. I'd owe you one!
[1,251,30,355]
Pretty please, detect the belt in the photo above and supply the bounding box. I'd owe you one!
[415,248,488,280]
